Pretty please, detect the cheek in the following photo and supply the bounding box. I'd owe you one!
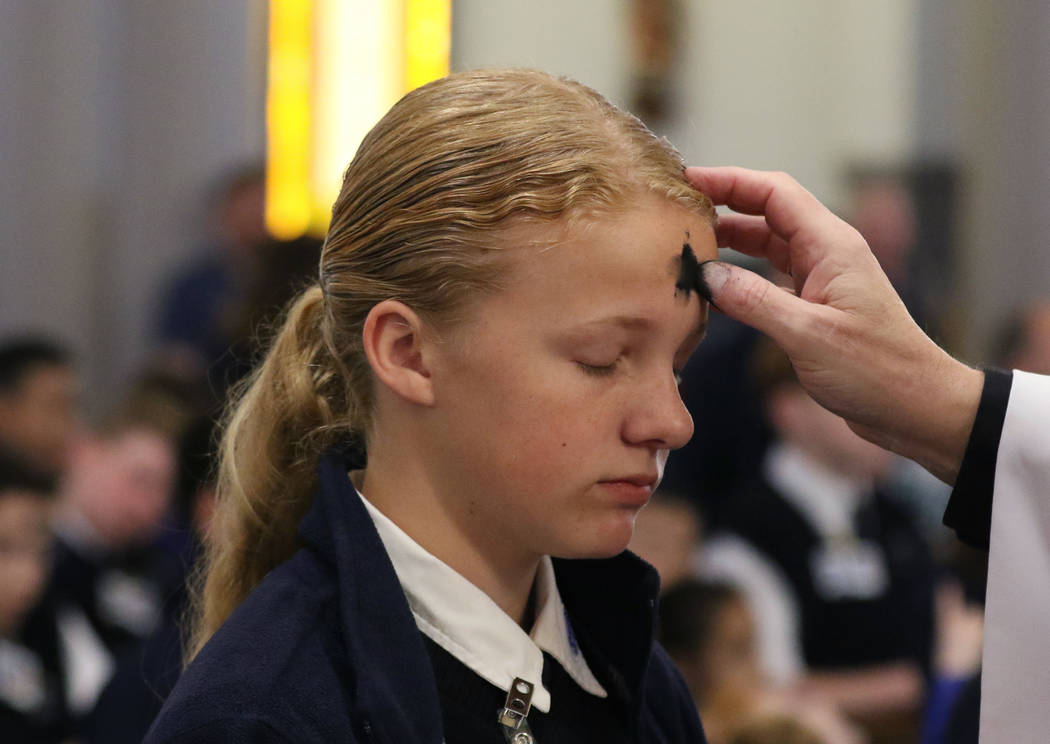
[453,365,605,454]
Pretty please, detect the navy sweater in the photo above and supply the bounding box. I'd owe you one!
[145,452,706,743]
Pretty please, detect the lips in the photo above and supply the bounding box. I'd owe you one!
[601,473,659,488]
[597,474,658,506]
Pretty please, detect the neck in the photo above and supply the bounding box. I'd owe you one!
[358,443,541,626]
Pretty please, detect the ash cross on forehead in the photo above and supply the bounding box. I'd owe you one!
[674,231,701,299]
[672,229,718,313]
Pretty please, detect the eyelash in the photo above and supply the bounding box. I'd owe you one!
[576,360,685,387]
[577,361,618,377]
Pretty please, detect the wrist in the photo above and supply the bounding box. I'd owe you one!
[908,357,984,485]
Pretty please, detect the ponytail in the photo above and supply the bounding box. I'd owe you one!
[187,285,359,660]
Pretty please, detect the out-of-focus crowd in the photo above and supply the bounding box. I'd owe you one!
[1,166,1048,743]
[1,166,322,743]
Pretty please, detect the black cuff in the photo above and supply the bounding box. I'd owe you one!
[942,368,1013,550]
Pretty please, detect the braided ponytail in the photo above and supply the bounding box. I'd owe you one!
[187,286,359,658]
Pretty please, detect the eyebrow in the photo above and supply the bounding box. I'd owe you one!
[569,313,708,345]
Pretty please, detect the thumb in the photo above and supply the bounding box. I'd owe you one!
[699,260,817,345]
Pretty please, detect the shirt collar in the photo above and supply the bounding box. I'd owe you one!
[357,490,608,713]
[764,442,873,539]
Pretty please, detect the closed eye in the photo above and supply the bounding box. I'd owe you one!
[577,360,619,377]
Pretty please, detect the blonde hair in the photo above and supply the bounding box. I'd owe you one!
[189,68,715,659]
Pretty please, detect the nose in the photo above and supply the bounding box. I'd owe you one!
[621,372,694,451]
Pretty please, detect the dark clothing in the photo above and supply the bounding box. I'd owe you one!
[46,535,183,658]
[158,256,235,367]
[86,619,184,744]
[942,368,1013,550]
[943,673,980,744]
[662,314,771,526]
[722,478,935,672]
[424,637,635,744]
[0,602,75,744]
[145,451,706,743]
[85,539,196,744]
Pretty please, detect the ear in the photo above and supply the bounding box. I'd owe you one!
[361,300,436,406]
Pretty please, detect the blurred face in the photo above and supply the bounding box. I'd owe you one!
[423,194,716,561]
[628,498,701,589]
[1013,303,1050,374]
[0,365,78,477]
[218,181,267,259]
[699,596,760,702]
[0,491,51,636]
[851,181,915,283]
[66,429,175,548]
[773,388,893,480]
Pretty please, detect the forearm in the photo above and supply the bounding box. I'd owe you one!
[793,661,924,717]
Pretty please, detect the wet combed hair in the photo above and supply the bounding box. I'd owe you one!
[189,68,717,659]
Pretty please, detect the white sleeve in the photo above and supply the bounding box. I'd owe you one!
[981,370,1050,742]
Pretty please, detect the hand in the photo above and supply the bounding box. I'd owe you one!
[934,581,984,678]
[685,166,983,484]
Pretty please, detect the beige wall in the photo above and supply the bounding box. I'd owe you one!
[0,0,266,410]
[453,0,919,205]
[917,1,1050,357]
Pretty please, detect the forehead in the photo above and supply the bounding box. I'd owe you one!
[497,197,716,314]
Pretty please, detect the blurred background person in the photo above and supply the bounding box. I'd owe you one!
[84,414,218,744]
[659,579,864,744]
[993,298,1050,375]
[919,582,983,744]
[661,310,771,529]
[659,580,761,742]
[155,164,269,389]
[202,234,324,394]
[727,717,827,744]
[41,394,181,721]
[154,168,323,401]
[628,490,704,590]
[702,340,935,743]
[0,451,74,743]
[0,338,79,483]
[845,170,924,329]
[844,168,960,555]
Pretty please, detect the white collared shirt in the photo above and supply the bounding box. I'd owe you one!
[702,443,885,685]
[764,443,871,541]
[358,491,608,713]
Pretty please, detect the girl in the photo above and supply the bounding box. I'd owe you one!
[146,68,718,743]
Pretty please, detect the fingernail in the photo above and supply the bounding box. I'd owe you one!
[698,260,729,312]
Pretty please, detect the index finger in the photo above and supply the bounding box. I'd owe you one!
[684,166,833,245]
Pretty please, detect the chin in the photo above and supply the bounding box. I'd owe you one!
[553,519,637,560]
